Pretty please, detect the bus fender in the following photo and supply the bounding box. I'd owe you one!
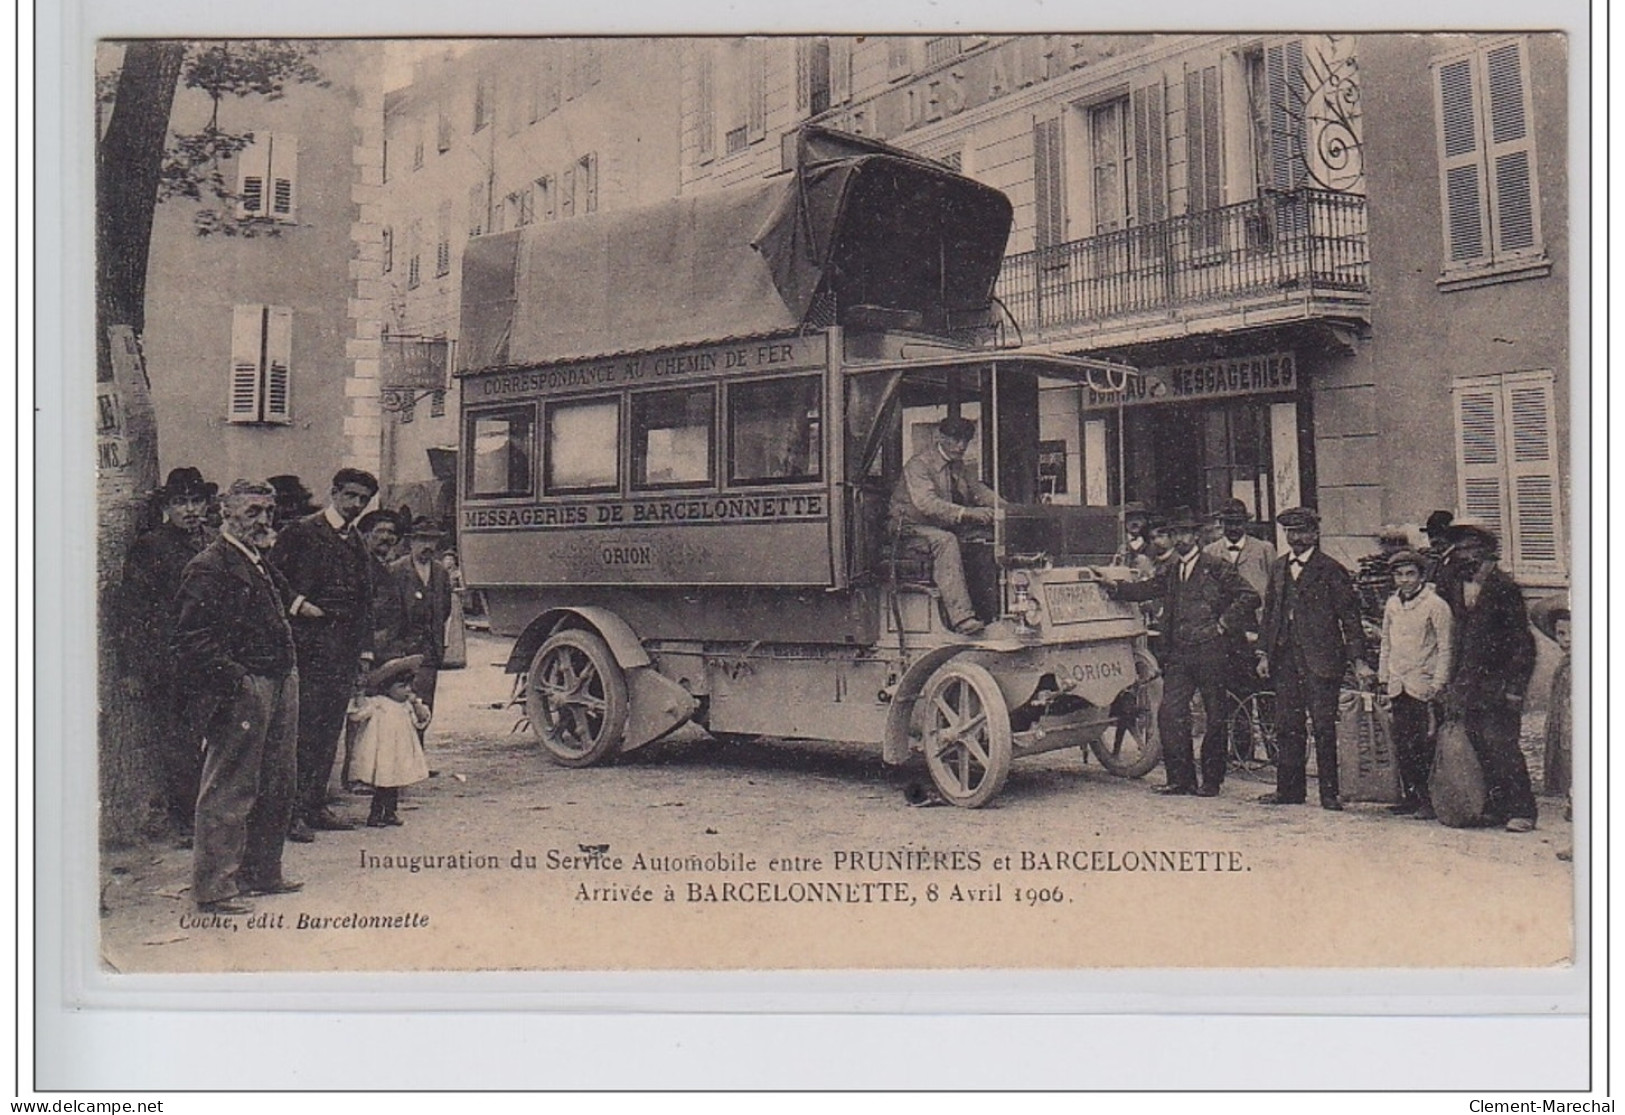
[880,645,970,766]
[504,606,653,674]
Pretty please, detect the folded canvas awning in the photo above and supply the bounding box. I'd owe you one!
[458,126,1014,372]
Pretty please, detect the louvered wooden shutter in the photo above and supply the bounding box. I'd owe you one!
[1131,80,1167,223]
[830,38,852,106]
[263,306,293,424]
[1483,39,1540,257]
[1264,40,1306,192]
[795,39,811,114]
[236,134,270,218]
[747,38,768,142]
[1032,116,1064,249]
[227,305,264,423]
[1452,378,1508,547]
[695,48,715,163]
[1504,372,1562,574]
[270,133,297,219]
[1184,66,1223,212]
[1434,54,1490,264]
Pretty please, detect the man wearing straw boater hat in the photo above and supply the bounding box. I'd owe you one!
[122,465,217,840]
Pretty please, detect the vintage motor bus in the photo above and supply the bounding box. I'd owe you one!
[455,127,1160,807]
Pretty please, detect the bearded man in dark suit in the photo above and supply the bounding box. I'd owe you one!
[1438,521,1539,832]
[172,481,302,914]
[1256,506,1373,810]
[269,467,379,839]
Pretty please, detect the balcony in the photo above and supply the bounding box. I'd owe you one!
[996,189,1370,349]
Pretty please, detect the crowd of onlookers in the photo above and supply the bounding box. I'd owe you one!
[117,466,459,915]
[1105,502,1571,839]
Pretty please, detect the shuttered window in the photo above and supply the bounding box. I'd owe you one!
[829,38,853,107]
[236,133,298,221]
[227,305,293,425]
[746,38,768,143]
[1432,38,1544,278]
[694,46,716,164]
[1032,115,1065,250]
[1185,65,1224,252]
[436,201,451,276]
[1452,371,1564,579]
[1130,80,1167,224]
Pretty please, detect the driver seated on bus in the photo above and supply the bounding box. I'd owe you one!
[889,416,1005,637]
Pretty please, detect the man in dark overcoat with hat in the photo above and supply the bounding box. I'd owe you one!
[1106,507,1260,796]
[269,468,380,839]
[122,466,217,837]
[171,480,302,913]
[1438,521,1539,831]
[1256,506,1372,810]
[388,516,454,710]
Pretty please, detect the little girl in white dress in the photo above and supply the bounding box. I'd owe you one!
[350,656,431,827]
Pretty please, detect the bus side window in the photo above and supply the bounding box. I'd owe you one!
[729,375,822,485]
[468,407,535,498]
[632,386,715,489]
[546,396,621,493]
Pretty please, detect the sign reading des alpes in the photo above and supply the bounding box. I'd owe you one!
[1083,352,1297,409]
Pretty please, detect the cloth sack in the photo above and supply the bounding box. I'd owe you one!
[1336,688,1402,803]
[1429,716,1489,827]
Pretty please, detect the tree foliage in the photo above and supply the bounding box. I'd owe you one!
[101,39,330,238]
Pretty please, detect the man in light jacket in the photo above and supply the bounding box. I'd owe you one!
[1377,549,1454,820]
[889,416,1003,636]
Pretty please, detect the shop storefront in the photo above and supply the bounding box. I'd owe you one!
[1040,349,1309,531]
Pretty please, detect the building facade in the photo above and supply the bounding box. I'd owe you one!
[370,39,684,520]
[677,33,1569,585]
[140,40,383,492]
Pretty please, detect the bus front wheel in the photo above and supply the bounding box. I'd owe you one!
[526,629,629,767]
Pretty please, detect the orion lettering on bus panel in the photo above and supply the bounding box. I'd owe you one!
[1082,352,1297,409]
[468,335,828,399]
[464,493,827,532]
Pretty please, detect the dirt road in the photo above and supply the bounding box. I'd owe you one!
[100,633,1575,973]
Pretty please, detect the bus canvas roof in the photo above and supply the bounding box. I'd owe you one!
[458,126,1014,374]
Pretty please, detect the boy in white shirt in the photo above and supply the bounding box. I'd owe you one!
[1377,549,1455,819]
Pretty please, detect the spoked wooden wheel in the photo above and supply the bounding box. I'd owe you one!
[526,629,628,767]
[920,660,1012,808]
[1227,689,1279,779]
[1089,675,1163,778]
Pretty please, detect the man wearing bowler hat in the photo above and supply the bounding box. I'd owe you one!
[1438,520,1538,832]
[1256,506,1372,810]
[1105,507,1259,797]
[389,516,454,710]
[122,466,217,839]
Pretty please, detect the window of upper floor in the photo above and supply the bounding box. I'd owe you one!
[1432,36,1549,290]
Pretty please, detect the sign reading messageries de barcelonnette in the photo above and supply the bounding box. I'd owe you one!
[1082,351,1297,409]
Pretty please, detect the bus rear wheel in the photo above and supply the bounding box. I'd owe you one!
[920,661,1012,808]
[1089,675,1163,779]
[526,629,629,767]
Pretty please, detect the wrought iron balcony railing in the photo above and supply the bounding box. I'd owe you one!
[995,188,1369,334]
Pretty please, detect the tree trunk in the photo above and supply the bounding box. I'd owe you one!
[97,41,184,846]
